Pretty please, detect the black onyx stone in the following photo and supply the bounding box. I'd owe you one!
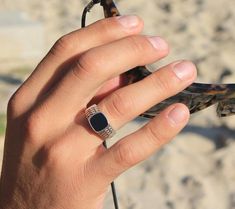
[90,113,108,132]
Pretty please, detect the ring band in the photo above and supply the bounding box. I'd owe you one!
[85,104,116,139]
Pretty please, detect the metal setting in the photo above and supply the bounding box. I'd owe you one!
[85,104,116,139]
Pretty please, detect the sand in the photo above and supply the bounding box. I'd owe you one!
[0,0,235,208]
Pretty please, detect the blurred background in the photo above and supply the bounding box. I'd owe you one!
[0,0,235,208]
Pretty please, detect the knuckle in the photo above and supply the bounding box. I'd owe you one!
[7,92,20,115]
[50,34,75,55]
[128,36,147,55]
[75,51,102,78]
[23,110,44,144]
[41,143,64,168]
[145,124,168,147]
[72,59,86,79]
[113,142,137,168]
[107,92,134,119]
[24,113,39,140]
[7,88,27,117]
[149,72,172,94]
[96,19,113,37]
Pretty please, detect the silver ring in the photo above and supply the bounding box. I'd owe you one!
[85,104,116,139]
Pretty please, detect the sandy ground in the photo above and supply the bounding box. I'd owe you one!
[1,0,235,208]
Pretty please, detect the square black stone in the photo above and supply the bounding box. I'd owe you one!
[90,113,108,132]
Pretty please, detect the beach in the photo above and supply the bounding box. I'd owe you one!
[1,0,235,208]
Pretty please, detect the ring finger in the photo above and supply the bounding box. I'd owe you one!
[53,61,196,151]
[97,60,196,131]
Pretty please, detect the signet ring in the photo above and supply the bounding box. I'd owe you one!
[85,104,116,140]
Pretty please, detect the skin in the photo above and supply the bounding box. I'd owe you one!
[0,15,197,209]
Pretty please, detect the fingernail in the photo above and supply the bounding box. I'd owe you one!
[168,105,188,124]
[117,15,140,28]
[147,36,168,50]
[173,61,195,80]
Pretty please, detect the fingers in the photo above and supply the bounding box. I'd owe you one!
[98,61,197,129]
[39,35,169,123]
[66,60,196,150]
[95,103,190,185]
[12,16,144,116]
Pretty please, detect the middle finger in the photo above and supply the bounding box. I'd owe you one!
[39,35,169,123]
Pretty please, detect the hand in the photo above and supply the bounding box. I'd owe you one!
[0,15,196,209]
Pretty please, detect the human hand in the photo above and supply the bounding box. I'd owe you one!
[0,15,196,209]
